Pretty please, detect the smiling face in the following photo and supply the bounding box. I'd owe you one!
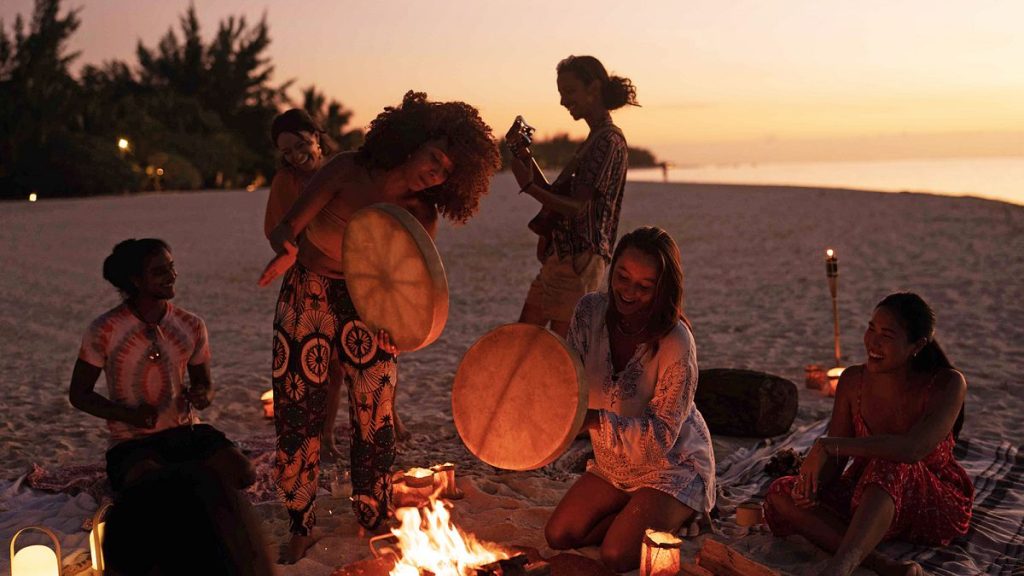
[557,71,602,121]
[133,249,177,301]
[276,130,322,173]
[403,139,454,191]
[864,306,925,373]
[610,247,660,318]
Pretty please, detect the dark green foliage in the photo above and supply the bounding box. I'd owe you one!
[300,85,364,153]
[0,0,359,199]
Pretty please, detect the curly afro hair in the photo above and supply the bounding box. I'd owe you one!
[355,91,501,224]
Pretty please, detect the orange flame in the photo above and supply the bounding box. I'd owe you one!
[388,499,509,576]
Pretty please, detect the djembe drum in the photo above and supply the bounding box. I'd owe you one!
[452,323,588,471]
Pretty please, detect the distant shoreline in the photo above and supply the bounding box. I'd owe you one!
[4,176,1022,210]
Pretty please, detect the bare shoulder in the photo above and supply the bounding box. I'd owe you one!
[834,364,864,399]
[932,367,967,397]
[320,152,361,180]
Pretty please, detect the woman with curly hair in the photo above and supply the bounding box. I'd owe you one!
[509,55,638,338]
[259,91,500,563]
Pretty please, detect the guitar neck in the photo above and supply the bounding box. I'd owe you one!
[528,156,550,187]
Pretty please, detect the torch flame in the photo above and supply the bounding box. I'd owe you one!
[388,499,509,576]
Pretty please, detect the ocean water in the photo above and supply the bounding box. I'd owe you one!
[630,156,1024,206]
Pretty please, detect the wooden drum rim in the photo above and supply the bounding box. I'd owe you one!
[341,203,449,352]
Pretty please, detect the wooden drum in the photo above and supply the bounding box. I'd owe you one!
[342,203,449,352]
[452,323,587,471]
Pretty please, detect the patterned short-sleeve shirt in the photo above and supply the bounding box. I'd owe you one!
[78,302,210,443]
[550,121,628,262]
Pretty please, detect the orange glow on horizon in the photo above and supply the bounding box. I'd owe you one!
[3,0,1022,164]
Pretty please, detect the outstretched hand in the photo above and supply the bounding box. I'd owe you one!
[258,241,297,287]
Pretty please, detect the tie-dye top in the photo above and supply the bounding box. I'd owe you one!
[78,303,210,443]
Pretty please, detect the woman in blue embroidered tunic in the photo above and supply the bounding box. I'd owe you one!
[544,227,716,573]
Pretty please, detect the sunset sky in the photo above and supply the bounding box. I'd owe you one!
[3,0,1022,165]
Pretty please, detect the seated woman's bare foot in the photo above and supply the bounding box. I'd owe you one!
[278,533,316,564]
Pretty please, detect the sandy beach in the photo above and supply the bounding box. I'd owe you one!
[1,173,1021,575]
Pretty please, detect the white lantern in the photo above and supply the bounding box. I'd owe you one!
[639,528,682,576]
[638,528,679,569]
[10,526,62,576]
[89,503,112,573]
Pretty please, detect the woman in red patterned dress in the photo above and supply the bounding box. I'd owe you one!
[764,292,972,576]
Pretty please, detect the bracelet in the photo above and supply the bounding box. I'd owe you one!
[518,181,534,195]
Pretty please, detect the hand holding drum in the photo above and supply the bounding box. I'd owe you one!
[452,324,588,471]
[341,203,449,352]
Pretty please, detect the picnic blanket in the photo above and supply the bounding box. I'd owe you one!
[715,419,1024,575]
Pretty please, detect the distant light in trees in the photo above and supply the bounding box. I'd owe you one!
[117,138,129,151]
[28,193,38,202]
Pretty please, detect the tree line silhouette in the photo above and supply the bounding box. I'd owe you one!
[1,0,659,201]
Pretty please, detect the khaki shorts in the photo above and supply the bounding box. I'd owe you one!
[525,251,607,324]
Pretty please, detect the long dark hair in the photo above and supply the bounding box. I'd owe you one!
[102,238,170,300]
[606,227,689,341]
[556,55,639,110]
[354,91,501,224]
[876,291,964,439]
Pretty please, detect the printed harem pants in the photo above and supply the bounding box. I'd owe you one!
[272,264,397,535]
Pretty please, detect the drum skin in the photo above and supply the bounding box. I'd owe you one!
[342,203,449,352]
[453,324,588,471]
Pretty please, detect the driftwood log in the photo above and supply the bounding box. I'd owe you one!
[696,539,781,576]
[695,368,798,438]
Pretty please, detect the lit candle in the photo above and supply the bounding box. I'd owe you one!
[394,467,436,508]
[825,366,845,397]
[639,529,682,576]
[430,462,464,500]
[260,389,273,418]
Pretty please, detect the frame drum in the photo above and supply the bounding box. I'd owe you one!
[342,203,449,352]
[452,323,588,471]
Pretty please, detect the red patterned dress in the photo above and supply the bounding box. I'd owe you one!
[765,376,973,545]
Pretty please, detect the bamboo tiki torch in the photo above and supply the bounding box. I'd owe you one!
[826,249,840,367]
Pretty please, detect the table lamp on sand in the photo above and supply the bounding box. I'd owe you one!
[10,526,62,576]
